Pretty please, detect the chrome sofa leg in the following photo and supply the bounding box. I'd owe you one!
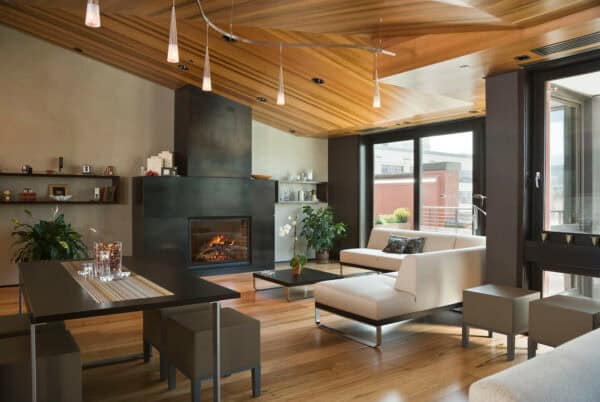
[375,326,382,347]
[315,306,320,325]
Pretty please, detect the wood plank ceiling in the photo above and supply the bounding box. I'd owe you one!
[1,0,600,137]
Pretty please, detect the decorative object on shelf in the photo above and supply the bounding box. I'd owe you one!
[306,169,314,181]
[21,165,32,174]
[58,156,64,173]
[565,234,573,245]
[146,170,159,176]
[251,174,272,180]
[93,187,101,201]
[82,164,93,175]
[99,186,116,202]
[2,190,11,202]
[49,195,73,202]
[48,184,69,198]
[279,215,307,275]
[541,232,548,243]
[103,165,115,176]
[19,188,37,202]
[161,167,178,176]
[10,208,89,262]
[300,205,348,263]
[592,236,599,247]
[145,150,174,176]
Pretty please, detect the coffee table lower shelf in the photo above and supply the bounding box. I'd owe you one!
[253,268,342,302]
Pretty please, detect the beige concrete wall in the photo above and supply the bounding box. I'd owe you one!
[0,25,174,285]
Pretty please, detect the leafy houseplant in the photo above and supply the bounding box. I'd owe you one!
[279,215,307,275]
[300,205,347,263]
[10,209,89,262]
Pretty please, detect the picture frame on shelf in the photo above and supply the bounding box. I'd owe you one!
[48,184,69,197]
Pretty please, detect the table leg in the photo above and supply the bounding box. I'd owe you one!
[252,276,256,291]
[286,287,290,302]
[212,302,221,402]
[30,323,38,402]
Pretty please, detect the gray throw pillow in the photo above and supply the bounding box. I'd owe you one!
[382,235,408,254]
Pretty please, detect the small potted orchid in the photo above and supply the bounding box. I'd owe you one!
[279,215,307,275]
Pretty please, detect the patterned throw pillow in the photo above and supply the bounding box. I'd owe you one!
[382,235,408,254]
[404,237,426,254]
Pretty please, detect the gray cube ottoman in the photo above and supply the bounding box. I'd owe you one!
[528,294,600,358]
[463,284,540,360]
[0,329,81,402]
[165,307,261,402]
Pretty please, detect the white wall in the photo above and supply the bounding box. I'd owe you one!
[252,121,329,261]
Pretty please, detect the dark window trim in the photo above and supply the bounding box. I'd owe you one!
[365,117,486,236]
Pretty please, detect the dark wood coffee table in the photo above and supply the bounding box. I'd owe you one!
[253,268,342,301]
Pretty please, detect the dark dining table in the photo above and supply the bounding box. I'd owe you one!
[18,255,240,402]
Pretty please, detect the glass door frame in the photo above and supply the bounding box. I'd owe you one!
[530,57,600,241]
[365,117,486,236]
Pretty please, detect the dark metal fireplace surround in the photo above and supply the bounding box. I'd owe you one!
[132,86,275,275]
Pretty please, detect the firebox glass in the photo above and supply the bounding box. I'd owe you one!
[190,217,250,265]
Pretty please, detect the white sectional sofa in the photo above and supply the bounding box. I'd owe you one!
[469,328,600,402]
[314,228,486,346]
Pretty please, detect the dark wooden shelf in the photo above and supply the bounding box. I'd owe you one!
[0,172,119,180]
[1,200,117,205]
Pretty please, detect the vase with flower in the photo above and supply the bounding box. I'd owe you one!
[279,215,307,275]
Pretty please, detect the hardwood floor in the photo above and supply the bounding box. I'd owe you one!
[0,263,547,401]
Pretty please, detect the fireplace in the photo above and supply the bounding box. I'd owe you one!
[190,217,250,266]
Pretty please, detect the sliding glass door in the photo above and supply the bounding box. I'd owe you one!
[371,121,482,235]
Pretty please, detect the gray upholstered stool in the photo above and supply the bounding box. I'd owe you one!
[0,315,65,339]
[528,294,600,358]
[0,329,81,402]
[463,284,540,360]
[143,304,210,380]
[165,307,261,402]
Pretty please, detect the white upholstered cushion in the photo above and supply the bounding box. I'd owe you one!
[455,234,486,249]
[469,328,600,402]
[340,248,407,271]
[314,275,417,321]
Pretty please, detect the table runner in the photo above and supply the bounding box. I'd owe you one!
[62,261,174,303]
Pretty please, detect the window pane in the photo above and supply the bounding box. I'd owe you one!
[420,132,474,234]
[543,270,600,300]
[544,71,600,234]
[373,141,414,229]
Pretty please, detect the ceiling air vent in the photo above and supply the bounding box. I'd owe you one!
[532,32,600,56]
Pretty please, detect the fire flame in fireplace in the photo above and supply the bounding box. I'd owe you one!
[208,234,235,247]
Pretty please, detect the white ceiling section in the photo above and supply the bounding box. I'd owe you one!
[552,71,600,97]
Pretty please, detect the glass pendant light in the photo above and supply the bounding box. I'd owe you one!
[85,0,101,28]
[202,24,212,92]
[167,0,179,63]
[373,52,381,108]
[277,43,285,105]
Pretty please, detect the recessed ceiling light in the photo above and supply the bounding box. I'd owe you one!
[514,55,531,61]
[222,35,237,43]
[289,129,296,134]
[311,77,325,85]
[256,96,267,103]
[177,64,189,71]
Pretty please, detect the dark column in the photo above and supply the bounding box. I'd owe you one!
[485,70,528,286]
[328,135,368,251]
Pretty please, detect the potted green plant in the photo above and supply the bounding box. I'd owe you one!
[10,208,89,262]
[300,205,347,263]
[279,215,307,275]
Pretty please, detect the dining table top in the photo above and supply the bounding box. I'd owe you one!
[19,256,240,323]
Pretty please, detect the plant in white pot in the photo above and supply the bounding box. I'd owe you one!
[300,205,347,263]
[279,215,307,275]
